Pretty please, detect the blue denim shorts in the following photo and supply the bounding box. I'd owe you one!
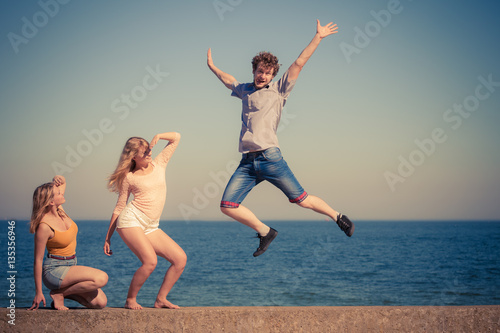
[221,147,307,208]
[42,256,77,290]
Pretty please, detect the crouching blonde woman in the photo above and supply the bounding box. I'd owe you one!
[104,132,186,310]
[29,175,108,310]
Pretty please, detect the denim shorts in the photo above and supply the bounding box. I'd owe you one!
[117,202,159,235]
[221,147,307,208]
[42,256,77,290]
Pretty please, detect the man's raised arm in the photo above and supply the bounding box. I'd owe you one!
[207,48,237,90]
[288,20,339,81]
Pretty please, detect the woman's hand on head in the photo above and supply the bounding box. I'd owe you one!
[149,134,160,149]
[53,175,66,187]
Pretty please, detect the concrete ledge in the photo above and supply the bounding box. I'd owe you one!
[2,306,499,332]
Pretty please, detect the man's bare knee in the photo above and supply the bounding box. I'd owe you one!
[220,206,236,215]
[297,199,312,209]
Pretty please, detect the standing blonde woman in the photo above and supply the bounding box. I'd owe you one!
[29,175,108,310]
[104,132,186,310]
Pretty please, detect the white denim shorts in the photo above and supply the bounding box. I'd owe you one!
[117,202,159,235]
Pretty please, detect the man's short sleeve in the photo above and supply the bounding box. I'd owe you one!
[276,69,296,98]
[231,81,243,99]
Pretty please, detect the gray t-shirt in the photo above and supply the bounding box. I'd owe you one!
[231,69,296,153]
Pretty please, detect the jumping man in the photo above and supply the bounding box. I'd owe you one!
[207,19,354,257]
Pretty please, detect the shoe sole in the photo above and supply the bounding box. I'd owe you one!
[347,223,355,237]
[253,230,278,257]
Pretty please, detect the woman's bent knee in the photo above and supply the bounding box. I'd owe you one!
[170,251,187,271]
[95,271,108,288]
[94,297,107,309]
[177,253,187,270]
[93,290,108,309]
[141,260,157,274]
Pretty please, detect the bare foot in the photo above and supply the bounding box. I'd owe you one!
[154,298,180,309]
[49,291,68,310]
[124,298,143,310]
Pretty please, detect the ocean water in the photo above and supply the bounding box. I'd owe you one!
[1,220,500,308]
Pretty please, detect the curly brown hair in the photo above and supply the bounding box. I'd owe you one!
[251,51,280,77]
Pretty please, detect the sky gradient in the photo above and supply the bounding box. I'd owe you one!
[1,0,499,221]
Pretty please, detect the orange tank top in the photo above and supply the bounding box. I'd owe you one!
[42,221,78,256]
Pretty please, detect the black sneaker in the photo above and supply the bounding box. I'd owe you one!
[253,228,278,257]
[337,214,354,237]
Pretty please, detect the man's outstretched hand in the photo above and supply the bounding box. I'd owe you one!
[316,19,338,39]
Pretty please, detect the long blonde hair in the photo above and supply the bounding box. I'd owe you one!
[108,137,149,193]
[29,182,67,234]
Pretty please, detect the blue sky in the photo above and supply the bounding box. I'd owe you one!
[1,0,499,221]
